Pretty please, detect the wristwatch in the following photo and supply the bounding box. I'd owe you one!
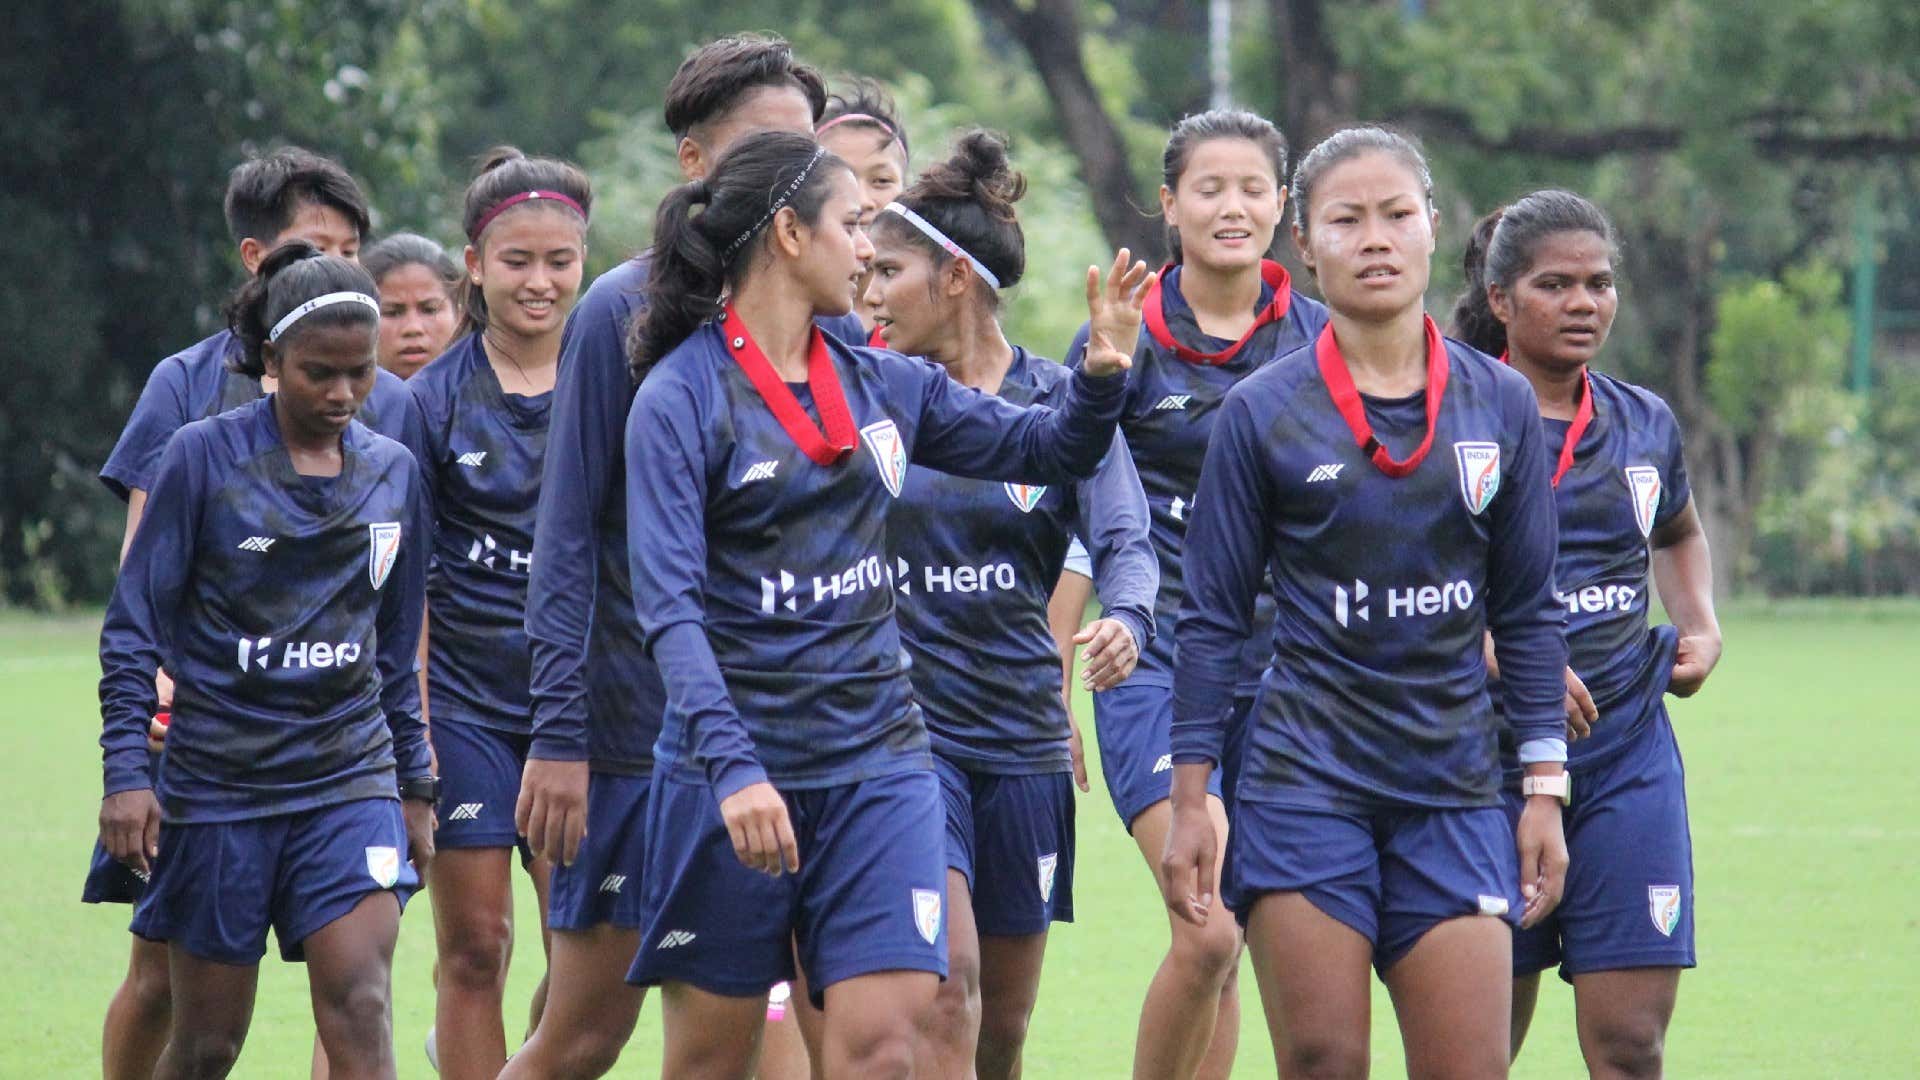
[1521,773,1572,805]
[399,775,441,803]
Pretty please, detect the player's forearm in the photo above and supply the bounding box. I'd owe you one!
[1652,527,1719,643]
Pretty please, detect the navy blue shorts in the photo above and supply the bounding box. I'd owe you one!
[433,718,532,856]
[83,839,150,905]
[1226,801,1521,972]
[1092,683,1222,832]
[548,771,651,932]
[628,769,948,1006]
[934,755,1074,937]
[1504,707,1696,980]
[130,798,418,965]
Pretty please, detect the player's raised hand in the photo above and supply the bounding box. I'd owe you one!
[1082,249,1154,378]
[720,780,800,876]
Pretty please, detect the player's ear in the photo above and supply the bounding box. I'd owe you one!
[1292,221,1315,276]
[677,135,706,181]
[238,237,267,275]
[261,341,282,380]
[1488,283,1515,326]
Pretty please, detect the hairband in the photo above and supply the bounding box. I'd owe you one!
[879,202,1002,290]
[816,112,896,138]
[470,190,588,241]
[267,292,380,343]
[723,147,827,259]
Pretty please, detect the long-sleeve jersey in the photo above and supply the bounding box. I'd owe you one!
[99,397,432,823]
[100,329,420,500]
[625,319,1126,801]
[526,256,866,773]
[404,332,549,732]
[1172,327,1567,812]
[1069,264,1328,697]
[887,347,1158,774]
[1503,369,1692,769]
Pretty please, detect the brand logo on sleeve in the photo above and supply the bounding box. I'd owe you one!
[455,451,488,468]
[1454,442,1502,515]
[912,888,944,944]
[237,536,277,552]
[368,522,402,589]
[739,460,780,484]
[861,419,908,498]
[1154,395,1192,411]
[1038,853,1059,903]
[1306,464,1345,483]
[365,846,401,888]
[1648,884,1682,936]
[1626,466,1663,539]
[1004,483,1048,513]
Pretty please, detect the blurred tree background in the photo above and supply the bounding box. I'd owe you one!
[5,0,1918,606]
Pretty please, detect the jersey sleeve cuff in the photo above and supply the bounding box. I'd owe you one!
[103,759,152,799]
[527,734,592,763]
[1170,752,1217,768]
[709,759,770,804]
[1516,737,1568,765]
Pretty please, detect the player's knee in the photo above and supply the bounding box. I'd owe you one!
[837,1027,915,1080]
[925,946,982,1039]
[437,914,513,992]
[976,997,1034,1066]
[170,1027,246,1077]
[1170,916,1241,984]
[124,954,173,1017]
[551,1033,626,1080]
[1588,1015,1665,1079]
[1281,1032,1368,1080]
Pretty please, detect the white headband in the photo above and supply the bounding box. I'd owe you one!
[267,291,380,343]
[879,202,1002,291]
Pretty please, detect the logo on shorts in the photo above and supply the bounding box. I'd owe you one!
[1152,754,1172,774]
[861,419,908,498]
[658,930,697,949]
[368,522,402,589]
[599,874,627,894]
[912,888,943,945]
[1454,442,1502,515]
[1648,884,1682,937]
[1004,483,1047,513]
[1626,466,1663,539]
[365,846,400,888]
[1038,853,1059,904]
[447,803,483,821]
[1477,894,1510,917]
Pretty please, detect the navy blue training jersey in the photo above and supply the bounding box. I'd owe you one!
[405,332,550,733]
[1172,333,1567,812]
[888,348,1158,774]
[625,321,1126,801]
[100,329,421,501]
[100,398,432,823]
[1513,370,1692,768]
[527,256,867,774]
[1069,266,1328,695]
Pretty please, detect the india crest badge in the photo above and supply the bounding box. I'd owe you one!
[1625,466,1663,539]
[1454,442,1502,515]
[861,419,908,498]
[367,522,402,589]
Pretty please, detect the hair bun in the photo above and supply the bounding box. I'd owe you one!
[476,145,529,175]
[949,131,1025,212]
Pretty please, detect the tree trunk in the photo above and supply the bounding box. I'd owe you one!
[1268,0,1361,148]
[970,0,1166,262]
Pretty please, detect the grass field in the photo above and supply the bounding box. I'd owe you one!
[8,602,1919,1077]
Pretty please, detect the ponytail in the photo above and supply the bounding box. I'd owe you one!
[226,240,379,376]
[1449,209,1509,357]
[628,131,846,383]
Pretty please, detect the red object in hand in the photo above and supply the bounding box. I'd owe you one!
[154,711,170,727]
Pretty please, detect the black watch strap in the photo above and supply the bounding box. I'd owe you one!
[399,775,441,803]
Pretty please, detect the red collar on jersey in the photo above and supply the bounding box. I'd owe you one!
[721,305,856,466]
[1501,351,1593,488]
[1316,315,1449,478]
[867,323,887,349]
[1142,259,1293,366]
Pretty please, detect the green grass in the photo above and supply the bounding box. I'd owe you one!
[8,604,1918,1076]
